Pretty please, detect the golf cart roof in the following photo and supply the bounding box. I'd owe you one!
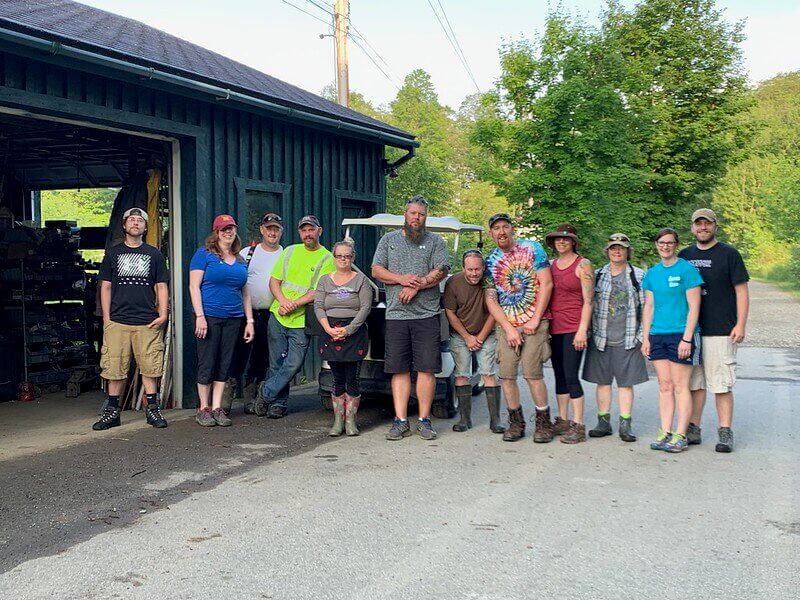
[342,213,483,233]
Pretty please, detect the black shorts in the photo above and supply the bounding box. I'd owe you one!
[384,315,442,374]
[648,333,700,366]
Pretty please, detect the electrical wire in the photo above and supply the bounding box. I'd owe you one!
[282,0,332,29]
[426,0,481,93]
[303,0,333,16]
[349,35,400,90]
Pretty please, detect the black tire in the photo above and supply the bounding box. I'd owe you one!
[431,375,458,419]
[320,391,333,411]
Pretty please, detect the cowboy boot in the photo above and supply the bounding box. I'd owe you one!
[502,407,525,442]
[328,394,346,437]
[345,394,361,436]
[484,386,506,434]
[452,385,473,432]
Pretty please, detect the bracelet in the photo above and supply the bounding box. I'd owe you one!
[247,319,255,324]
[681,338,692,344]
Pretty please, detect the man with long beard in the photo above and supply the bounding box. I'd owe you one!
[372,196,450,440]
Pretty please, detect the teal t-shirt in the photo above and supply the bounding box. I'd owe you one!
[641,258,704,335]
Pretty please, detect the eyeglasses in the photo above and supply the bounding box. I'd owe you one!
[656,241,677,247]
[608,234,630,242]
[334,254,353,259]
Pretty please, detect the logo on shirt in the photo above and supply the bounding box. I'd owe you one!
[688,259,712,268]
[117,253,151,285]
[668,275,681,288]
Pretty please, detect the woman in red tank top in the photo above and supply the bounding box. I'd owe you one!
[545,223,595,444]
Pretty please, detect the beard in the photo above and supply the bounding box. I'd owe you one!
[404,222,426,245]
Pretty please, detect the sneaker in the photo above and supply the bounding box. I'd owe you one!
[254,398,269,417]
[553,416,571,436]
[196,407,216,427]
[588,414,612,438]
[211,408,233,427]
[92,407,121,431]
[416,418,438,440]
[664,432,689,453]
[650,429,670,451]
[267,404,288,419]
[686,422,702,445]
[145,405,168,428]
[385,418,411,441]
[715,427,734,453]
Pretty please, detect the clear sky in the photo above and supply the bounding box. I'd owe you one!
[78,0,799,110]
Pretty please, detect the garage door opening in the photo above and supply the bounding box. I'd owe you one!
[0,109,178,425]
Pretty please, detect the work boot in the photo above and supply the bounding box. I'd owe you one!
[502,407,525,442]
[588,414,613,437]
[560,421,586,444]
[345,394,361,436]
[484,386,505,434]
[618,416,636,442]
[328,393,346,437]
[452,385,473,432]
[686,422,702,445]
[92,407,121,431]
[220,377,236,415]
[532,407,554,443]
[553,416,571,436]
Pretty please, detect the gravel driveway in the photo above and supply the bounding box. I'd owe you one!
[743,280,800,348]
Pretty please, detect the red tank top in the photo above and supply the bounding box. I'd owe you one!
[549,255,584,334]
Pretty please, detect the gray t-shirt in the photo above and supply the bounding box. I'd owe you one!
[606,270,628,347]
[372,229,450,320]
[313,272,372,335]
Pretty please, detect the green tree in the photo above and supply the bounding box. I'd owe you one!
[41,188,118,226]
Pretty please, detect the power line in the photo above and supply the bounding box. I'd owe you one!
[436,0,478,86]
[349,35,400,90]
[282,0,332,29]
[347,19,393,73]
[302,0,333,16]
[426,0,481,93]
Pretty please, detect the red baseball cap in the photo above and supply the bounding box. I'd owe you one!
[212,214,238,230]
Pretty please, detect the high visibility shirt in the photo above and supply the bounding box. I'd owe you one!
[269,244,335,328]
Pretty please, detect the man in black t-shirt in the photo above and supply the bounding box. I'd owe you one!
[93,207,170,431]
[679,208,749,453]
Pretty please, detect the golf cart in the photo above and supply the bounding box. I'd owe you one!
[315,213,485,418]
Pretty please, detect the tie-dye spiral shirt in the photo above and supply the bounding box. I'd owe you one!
[483,239,551,327]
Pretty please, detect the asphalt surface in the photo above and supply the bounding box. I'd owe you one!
[0,282,798,599]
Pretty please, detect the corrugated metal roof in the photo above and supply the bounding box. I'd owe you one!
[0,0,414,142]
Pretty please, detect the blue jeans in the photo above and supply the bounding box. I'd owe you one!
[259,317,309,408]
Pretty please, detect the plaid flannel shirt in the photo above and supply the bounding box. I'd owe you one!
[591,263,645,351]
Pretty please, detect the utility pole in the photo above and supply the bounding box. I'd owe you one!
[334,0,349,107]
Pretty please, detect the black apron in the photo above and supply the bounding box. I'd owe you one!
[318,317,368,362]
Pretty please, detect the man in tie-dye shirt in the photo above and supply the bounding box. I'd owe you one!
[483,213,554,443]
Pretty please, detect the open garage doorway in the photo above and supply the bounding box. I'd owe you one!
[0,107,182,446]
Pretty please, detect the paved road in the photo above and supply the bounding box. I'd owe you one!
[1,283,798,599]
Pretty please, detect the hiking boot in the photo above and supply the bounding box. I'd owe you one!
[145,405,168,428]
[196,407,216,427]
[386,418,411,441]
[92,407,121,431]
[715,427,734,453]
[618,416,636,442]
[220,377,236,415]
[344,394,361,436]
[212,408,232,427]
[588,414,612,437]
[664,432,689,453]
[452,385,472,432]
[328,393,346,437]
[532,407,554,443]
[417,418,438,440]
[686,422,702,445]
[267,404,287,419]
[650,429,670,451]
[484,386,506,434]
[502,407,525,442]
[560,421,586,444]
[553,416,571,436]
[254,397,269,417]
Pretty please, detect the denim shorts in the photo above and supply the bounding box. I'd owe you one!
[450,332,498,378]
[648,333,700,366]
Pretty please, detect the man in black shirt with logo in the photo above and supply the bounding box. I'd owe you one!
[93,207,170,430]
[679,208,749,452]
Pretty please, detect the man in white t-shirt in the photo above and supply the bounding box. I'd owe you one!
[222,212,288,414]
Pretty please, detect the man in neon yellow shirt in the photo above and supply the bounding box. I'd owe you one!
[254,215,334,418]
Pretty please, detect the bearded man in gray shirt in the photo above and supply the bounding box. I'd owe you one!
[372,196,450,441]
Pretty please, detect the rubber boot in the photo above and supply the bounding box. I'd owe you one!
[484,386,506,434]
[328,394,346,437]
[452,385,473,432]
[220,377,236,415]
[345,394,361,436]
[502,407,525,442]
[619,416,636,442]
[589,413,613,437]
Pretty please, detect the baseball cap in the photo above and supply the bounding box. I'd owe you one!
[298,215,321,228]
[604,233,631,251]
[691,208,717,223]
[212,214,238,230]
[488,213,512,228]
[122,207,148,223]
[261,213,283,227]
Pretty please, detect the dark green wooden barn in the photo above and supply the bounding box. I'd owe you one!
[0,0,417,405]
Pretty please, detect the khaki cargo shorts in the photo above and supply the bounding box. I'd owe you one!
[100,320,165,380]
[496,320,551,380]
[690,335,737,394]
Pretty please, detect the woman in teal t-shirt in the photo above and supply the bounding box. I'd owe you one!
[641,228,703,453]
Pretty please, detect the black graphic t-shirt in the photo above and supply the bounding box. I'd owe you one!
[679,242,749,336]
[99,243,170,325]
